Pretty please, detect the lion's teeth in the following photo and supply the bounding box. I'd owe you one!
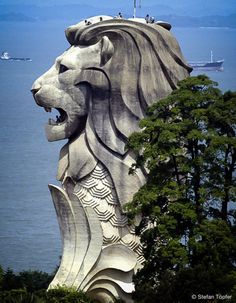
[44,107,51,112]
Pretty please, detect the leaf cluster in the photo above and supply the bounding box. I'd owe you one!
[126,75,236,302]
[0,268,53,292]
[0,267,97,303]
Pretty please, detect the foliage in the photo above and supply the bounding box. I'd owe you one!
[1,269,22,291]
[0,265,4,290]
[126,75,236,302]
[44,286,97,303]
[0,287,97,303]
[19,270,53,293]
[113,299,126,303]
[1,268,53,292]
[0,288,39,303]
[0,268,96,303]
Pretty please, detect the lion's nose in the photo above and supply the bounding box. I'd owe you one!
[31,81,41,95]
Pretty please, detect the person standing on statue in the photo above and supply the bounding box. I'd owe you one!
[145,14,150,23]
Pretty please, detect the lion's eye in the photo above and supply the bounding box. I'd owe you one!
[59,64,69,74]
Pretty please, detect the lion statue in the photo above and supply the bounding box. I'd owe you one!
[31,15,191,303]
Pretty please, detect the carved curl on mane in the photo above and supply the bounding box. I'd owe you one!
[65,19,191,206]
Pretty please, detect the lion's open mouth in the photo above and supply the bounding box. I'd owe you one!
[44,107,68,125]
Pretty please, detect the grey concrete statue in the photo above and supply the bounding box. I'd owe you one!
[31,15,191,303]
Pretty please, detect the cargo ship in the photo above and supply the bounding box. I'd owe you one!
[189,51,224,71]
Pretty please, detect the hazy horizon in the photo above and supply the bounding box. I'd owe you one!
[0,0,235,15]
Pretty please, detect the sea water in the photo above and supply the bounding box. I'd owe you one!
[0,21,235,273]
[173,26,236,92]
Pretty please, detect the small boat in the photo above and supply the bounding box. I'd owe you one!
[0,51,32,61]
[1,51,10,60]
[189,51,224,71]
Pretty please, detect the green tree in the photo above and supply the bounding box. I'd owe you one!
[0,288,38,303]
[18,270,53,292]
[0,267,97,303]
[45,286,97,303]
[0,265,4,290]
[0,268,53,293]
[1,268,21,291]
[126,75,236,303]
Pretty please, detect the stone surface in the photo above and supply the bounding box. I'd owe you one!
[31,15,191,302]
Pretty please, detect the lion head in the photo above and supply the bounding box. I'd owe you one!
[32,16,191,207]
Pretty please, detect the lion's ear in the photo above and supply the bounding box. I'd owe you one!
[100,36,114,66]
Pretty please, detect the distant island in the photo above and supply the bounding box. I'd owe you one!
[0,4,235,28]
[159,14,236,28]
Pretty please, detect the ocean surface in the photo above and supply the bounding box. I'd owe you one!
[0,20,235,273]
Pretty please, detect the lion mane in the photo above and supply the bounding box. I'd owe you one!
[62,18,191,207]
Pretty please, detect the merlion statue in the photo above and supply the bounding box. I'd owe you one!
[31,15,191,303]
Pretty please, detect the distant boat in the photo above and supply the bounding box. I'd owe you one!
[1,51,10,60]
[189,51,223,71]
[0,51,32,61]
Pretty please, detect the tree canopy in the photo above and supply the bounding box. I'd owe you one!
[0,268,97,303]
[126,75,236,303]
